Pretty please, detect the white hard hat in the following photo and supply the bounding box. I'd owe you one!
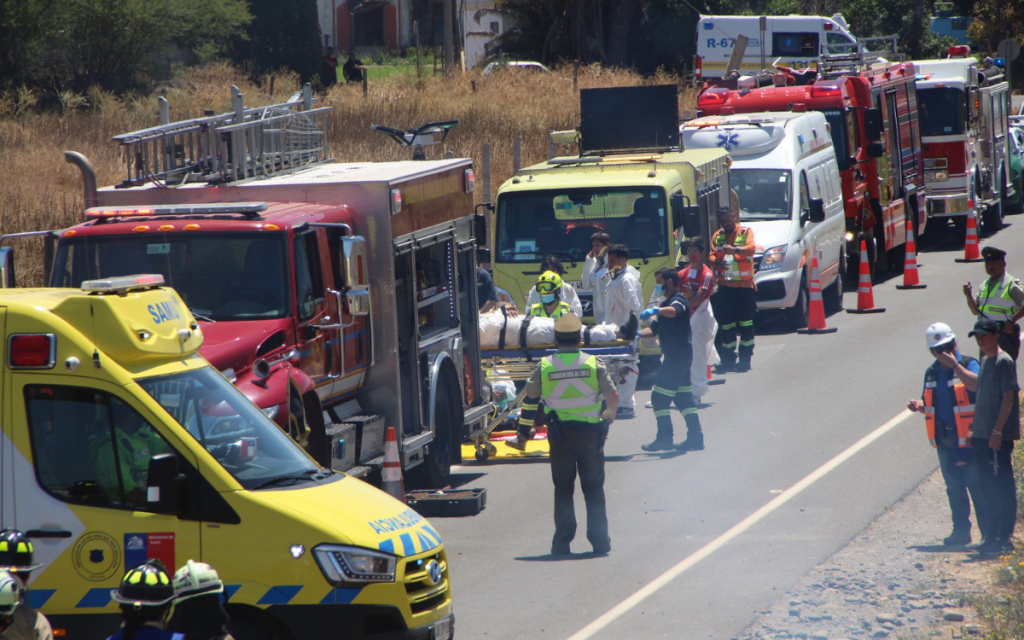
[0,571,22,616]
[172,559,224,602]
[926,322,955,349]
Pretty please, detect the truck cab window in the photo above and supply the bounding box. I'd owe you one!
[799,171,810,213]
[294,232,325,320]
[25,385,172,510]
[773,32,818,57]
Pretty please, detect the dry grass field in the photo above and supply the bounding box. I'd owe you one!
[0,62,698,285]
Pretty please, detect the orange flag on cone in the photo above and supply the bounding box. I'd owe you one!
[847,239,886,314]
[955,209,984,263]
[896,224,927,289]
[382,426,406,504]
[798,254,838,334]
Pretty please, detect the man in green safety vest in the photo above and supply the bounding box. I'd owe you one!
[508,313,619,555]
[964,247,1024,362]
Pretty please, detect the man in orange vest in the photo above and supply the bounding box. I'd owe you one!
[906,322,984,546]
[709,206,757,372]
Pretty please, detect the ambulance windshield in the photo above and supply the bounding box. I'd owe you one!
[138,367,321,489]
[52,232,290,321]
[731,169,793,220]
[496,188,668,263]
[917,88,966,136]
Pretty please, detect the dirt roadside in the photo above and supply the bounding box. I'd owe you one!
[736,470,1000,640]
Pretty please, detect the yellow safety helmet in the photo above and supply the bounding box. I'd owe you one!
[111,560,175,608]
[536,271,563,294]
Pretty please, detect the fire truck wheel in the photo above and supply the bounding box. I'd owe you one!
[785,272,809,332]
[824,252,845,313]
[409,378,457,489]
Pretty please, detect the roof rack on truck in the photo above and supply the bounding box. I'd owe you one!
[818,35,904,78]
[112,84,332,188]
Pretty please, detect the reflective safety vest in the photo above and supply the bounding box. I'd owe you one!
[713,228,754,282]
[978,275,1021,322]
[922,376,975,448]
[529,301,571,319]
[540,352,603,424]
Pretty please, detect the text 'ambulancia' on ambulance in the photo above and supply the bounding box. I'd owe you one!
[0,276,453,640]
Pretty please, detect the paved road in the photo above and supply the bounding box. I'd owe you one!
[434,214,1022,640]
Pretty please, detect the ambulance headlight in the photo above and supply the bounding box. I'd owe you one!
[314,545,397,585]
[759,245,787,271]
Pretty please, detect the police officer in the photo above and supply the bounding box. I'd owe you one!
[964,246,1024,362]
[529,271,574,319]
[170,560,234,640]
[108,561,183,640]
[0,529,53,640]
[514,313,619,555]
[709,206,757,372]
[639,268,705,452]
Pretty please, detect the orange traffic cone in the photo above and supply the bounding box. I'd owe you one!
[798,254,838,334]
[955,209,984,263]
[896,225,927,289]
[707,364,725,386]
[846,239,886,314]
[382,426,406,504]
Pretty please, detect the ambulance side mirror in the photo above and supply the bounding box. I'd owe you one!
[146,453,186,516]
[863,109,882,142]
[0,247,14,288]
[474,212,489,248]
[808,198,826,223]
[866,143,884,159]
[671,193,702,239]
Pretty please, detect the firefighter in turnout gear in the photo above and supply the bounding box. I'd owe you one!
[107,561,182,640]
[709,206,757,372]
[513,313,619,555]
[0,529,53,640]
[170,561,235,640]
[639,268,705,452]
[907,323,985,546]
[964,247,1024,362]
[529,271,573,319]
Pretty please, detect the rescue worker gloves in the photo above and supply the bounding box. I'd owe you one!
[536,271,563,294]
[173,560,224,602]
[0,529,43,573]
[640,308,658,323]
[0,570,23,616]
[926,322,956,349]
[111,561,176,608]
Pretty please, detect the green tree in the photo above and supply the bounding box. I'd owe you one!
[0,0,56,90]
[233,0,322,81]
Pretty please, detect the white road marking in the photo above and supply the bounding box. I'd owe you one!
[566,409,914,640]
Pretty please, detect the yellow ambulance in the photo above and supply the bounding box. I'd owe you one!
[0,275,453,640]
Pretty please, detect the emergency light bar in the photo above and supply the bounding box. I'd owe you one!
[685,116,775,128]
[82,274,165,293]
[85,203,268,219]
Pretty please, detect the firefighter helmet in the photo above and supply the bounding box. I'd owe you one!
[111,561,175,607]
[536,271,563,294]
[0,529,43,573]
[173,560,224,601]
[0,571,22,616]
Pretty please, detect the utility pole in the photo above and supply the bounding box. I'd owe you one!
[443,0,454,77]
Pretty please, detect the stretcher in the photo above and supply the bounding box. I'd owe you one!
[463,341,636,462]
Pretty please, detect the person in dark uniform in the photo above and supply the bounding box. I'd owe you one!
[343,52,365,84]
[514,313,619,555]
[639,268,704,452]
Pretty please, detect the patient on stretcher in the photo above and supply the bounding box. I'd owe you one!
[479,308,638,349]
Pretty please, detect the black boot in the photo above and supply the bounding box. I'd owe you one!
[675,431,704,451]
[642,427,674,452]
[943,527,971,546]
[619,312,639,341]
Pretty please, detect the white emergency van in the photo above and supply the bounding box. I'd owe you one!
[682,111,846,330]
[695,14,858,80]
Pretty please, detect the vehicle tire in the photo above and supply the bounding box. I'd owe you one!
[227,607,291,640]
[408,376,456,489]
[824,252,845,313]
[785,272,809,332]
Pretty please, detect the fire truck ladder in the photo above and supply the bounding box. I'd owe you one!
[112,84,332,188]
[819,36,905,78]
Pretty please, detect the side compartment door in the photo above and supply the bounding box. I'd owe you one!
[292,230,330,406]
[11,377,200,640]
[325,226,369,404]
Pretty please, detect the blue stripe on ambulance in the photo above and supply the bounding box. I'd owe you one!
[224,585,242,601]
[378,539,395,553]
[256,585,303,605]
[75,588,112,608]
[399,534,415,556]
[28,590,55,609]
[319,588,363,605]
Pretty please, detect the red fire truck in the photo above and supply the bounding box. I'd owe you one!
[915,47,1011,235]
[696,61,926,279]
[2,87,491,488]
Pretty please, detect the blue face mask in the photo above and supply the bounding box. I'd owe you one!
[653,283,665,296]
[541,294,556,304]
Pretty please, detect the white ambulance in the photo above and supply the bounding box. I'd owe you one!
[682,111,847,331]
[695,14,858,80]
